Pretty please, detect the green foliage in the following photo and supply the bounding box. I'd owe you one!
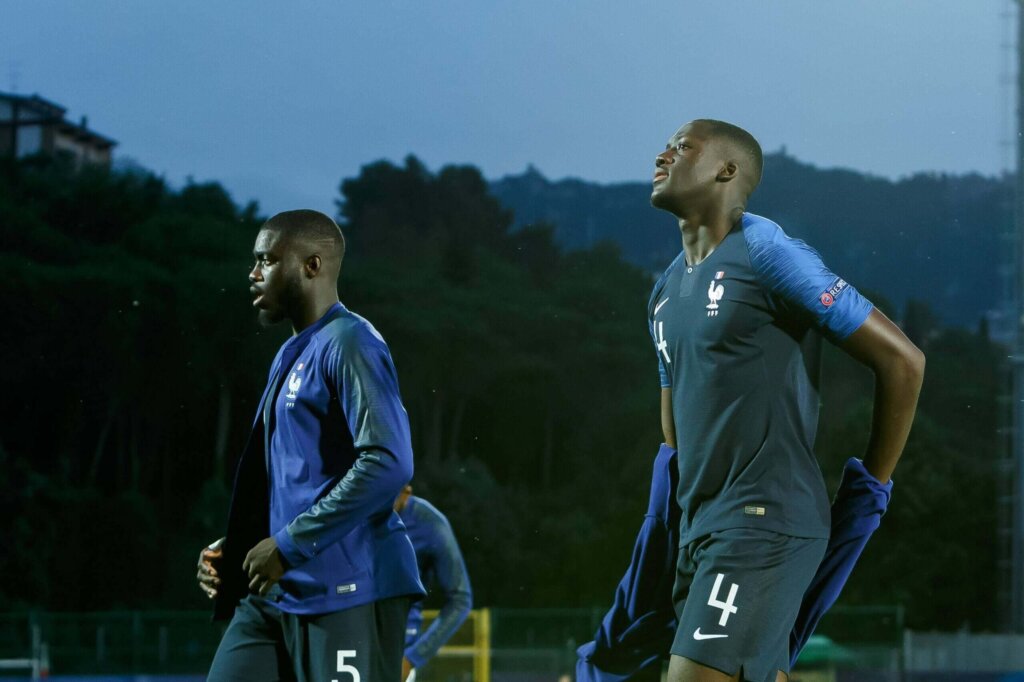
[0,153,1003,633]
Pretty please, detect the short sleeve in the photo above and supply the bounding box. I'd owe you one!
[745,219,873,342]
[647,259,679,389]
[649,317,672,388]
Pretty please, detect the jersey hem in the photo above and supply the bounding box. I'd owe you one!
[679,519,830,548]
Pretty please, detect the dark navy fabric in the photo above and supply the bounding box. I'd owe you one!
[208,594,409,682]
[647,213,873,544]
[400,496,473,668]
[576,444,680,682]
[669,528,826,682]
[789,457,893,667]
[217,302,425,620]
[576,453,892,680]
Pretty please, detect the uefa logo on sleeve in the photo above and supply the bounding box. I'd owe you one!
[820,292,834,307]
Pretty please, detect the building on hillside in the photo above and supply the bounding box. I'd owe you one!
[0,91,116,167]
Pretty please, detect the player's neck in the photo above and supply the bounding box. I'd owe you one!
[678,213,735,266]
[290,293,340,335]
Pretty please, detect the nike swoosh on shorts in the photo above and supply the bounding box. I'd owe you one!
[693,628,728,640]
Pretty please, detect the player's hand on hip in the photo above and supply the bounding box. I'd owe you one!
[196,537,226,599]
[243,536,285,596]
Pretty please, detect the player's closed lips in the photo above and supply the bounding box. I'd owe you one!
[250,286,265,307]
[654,170,668,183]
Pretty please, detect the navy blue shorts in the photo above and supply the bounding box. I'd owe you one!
[208,595,410,682]
[670,528,826,682]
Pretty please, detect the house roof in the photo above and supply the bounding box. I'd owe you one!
[0,91,117,148]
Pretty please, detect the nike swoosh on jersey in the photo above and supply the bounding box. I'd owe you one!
[693,628,729,640]
[654,297,670,315]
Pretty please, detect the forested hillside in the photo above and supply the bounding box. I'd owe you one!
[491,153,1010,329]
[0,153,1002,630]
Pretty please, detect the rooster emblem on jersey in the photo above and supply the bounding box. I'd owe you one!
[706,279,724,317]
[286,372,302,400]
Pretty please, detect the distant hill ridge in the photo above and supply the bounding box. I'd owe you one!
[490,152,1010,329]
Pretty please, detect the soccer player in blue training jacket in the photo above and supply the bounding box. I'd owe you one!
[582,120,925,682]
[394,484,473,681]
[195,209,425,682]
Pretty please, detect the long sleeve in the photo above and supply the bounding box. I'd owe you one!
[789,457,893,666]
[274,326,413,566]
[405,513,473,668]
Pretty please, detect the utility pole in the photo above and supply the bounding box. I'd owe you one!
[1009,0,1024,633]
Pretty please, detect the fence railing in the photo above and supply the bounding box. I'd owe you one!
[0,605,905,680]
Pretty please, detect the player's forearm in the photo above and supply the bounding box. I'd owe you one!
[860,345,925,483]
[660,387,676,448]
[407,591,473,667]
[275,445,412,566]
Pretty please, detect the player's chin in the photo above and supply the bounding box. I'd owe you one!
[650,186,674,211]
[256,307,285,327]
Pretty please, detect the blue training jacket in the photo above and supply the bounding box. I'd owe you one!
[576,445,892,680]
[214,302,425,620]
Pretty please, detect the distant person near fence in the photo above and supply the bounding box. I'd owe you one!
[395,485,473,681]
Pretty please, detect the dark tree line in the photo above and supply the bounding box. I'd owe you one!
[0,152,1003,630]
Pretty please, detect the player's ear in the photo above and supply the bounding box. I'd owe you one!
[717,160,739,183]
[304,254,322,278]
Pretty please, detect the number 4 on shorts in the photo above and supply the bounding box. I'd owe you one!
[335,650,359,682]
[707,573,739,627]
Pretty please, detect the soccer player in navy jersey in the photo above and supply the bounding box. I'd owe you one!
[195,209,424,682]
[394,485,473,681]
[583,120,924,682]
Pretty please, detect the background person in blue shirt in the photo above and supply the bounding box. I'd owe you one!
[195,209,424,682]
[393,484,473,681]
[605,120,925,682]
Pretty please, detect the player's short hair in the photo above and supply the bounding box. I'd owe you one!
[262,209,346,263]
[693,119,764,192]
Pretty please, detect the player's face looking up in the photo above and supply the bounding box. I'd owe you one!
[650,122,722,215]
[249,228,303,327]
[651,120,762,222]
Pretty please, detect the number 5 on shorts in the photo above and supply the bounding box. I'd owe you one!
[335,650,359,682]
[707,573,739,627]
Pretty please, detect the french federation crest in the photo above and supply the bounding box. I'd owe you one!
[286,372,302,400]
[706,279,724,317]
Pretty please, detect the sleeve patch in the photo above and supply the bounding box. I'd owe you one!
[820,278,848,307]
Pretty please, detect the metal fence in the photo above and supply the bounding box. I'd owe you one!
[0,605,914,681]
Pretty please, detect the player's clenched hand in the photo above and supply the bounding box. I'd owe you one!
[402,657,414,682]
[197,537,226,599]
[243,536,285,597]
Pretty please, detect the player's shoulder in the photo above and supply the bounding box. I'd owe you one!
[739,212,791,251]
[740,212,822,281]
[407,496,452,527]
[318,306,389,353]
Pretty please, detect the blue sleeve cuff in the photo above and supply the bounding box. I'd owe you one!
[274,526,306,568]
[404,647,427,669]
[840,457,894,499]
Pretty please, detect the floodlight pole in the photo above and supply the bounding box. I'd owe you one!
[1011,0,1024,634]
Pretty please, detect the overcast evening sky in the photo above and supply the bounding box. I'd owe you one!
[1,1,1013,215]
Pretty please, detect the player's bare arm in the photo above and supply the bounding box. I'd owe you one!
[661,387,676,449]
[839,308,926,483]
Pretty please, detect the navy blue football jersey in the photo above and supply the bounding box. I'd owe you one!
[649,214,873,543]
